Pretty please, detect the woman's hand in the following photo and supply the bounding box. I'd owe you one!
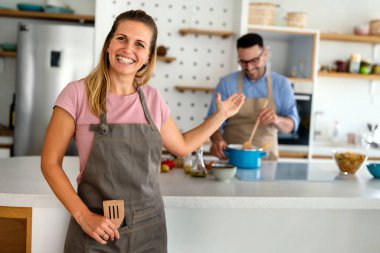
[77,210,120,244]
[215,93,245,119]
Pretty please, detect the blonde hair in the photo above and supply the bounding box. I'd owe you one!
[85,10,158,116]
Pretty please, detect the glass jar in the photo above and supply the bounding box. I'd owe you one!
[349,53,361,73]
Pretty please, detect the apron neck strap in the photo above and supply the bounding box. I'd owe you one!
[266,67,273,98]
[237,71,244,93]
[238,69,273,98]
[138,87,158,131]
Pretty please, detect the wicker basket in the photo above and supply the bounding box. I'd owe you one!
[369,20,380,35]
[286,12,307,28]
[249,2,276,26]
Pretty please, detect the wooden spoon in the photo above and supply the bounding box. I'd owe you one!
[242,100,269,150]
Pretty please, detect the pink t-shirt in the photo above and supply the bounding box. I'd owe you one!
[55,79,170,184]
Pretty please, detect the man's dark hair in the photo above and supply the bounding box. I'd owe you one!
[237,33,264,49]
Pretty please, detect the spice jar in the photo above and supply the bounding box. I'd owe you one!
[349,53,361,73]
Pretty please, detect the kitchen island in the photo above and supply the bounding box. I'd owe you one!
[1,157,380,252]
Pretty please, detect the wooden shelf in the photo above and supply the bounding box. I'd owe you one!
[318,71,380,80]
[0,51,16,57]
[157,56,176,63]
[179,28,234,39]
[175,85,215,92]
[320,33,380,44]
[288,77,314,84]
[0,125,14,137]
[0,9,94,23]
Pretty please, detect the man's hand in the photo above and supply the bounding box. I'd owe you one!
[210,139,228,159]
[258,107,278,126]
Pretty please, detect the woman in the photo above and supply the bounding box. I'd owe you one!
[41,10,244,252]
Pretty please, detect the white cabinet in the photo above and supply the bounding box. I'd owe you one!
[247,25,319,84]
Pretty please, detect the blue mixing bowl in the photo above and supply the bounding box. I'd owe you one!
[366,162,380,179]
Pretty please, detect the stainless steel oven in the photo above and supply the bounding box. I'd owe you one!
[278,93,312,145]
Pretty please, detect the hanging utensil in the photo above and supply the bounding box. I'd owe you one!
[242,100,269,150]
[103,199,124,228]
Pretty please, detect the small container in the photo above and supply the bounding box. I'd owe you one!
[332,151,367,175]
[367,162,380,179]
[349,53,361,73]
[360,59,372,74]
[211,163,237,181]
[286,12,307,28]
[369,20,380,35]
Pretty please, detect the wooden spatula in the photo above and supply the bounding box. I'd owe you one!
[242,100,269,150]
[103,200,124,228]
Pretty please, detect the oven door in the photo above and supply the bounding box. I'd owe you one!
[278,93,312,145]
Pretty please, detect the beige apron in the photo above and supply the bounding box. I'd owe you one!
[64,87,167,252]
[223,71,279,160]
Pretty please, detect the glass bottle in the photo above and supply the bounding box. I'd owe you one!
[190,146,207,177]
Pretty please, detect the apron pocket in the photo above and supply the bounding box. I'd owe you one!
[132,206,160,230]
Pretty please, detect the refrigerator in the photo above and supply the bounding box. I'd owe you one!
[14,22,94,156]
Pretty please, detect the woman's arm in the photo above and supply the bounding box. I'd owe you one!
[41,107,119,244]
[161,93,245,157]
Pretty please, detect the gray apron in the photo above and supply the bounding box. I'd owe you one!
[223,71,279,160]
[64,87,167,252]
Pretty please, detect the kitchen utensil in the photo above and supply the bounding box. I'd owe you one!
[211,163,237,181]
[225,144,268,169]
[242,100,269,150]
[366,162,380,179]
[103,199,124,228]
[259,141,272,151]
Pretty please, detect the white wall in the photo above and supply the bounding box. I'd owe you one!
[1,0,380,146]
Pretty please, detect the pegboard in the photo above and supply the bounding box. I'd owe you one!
[95,0,238,131]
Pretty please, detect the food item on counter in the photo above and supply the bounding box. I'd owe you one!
[190,170,207,177]
[160,164,170,172]
[333,151,367,174]
[161,159,175,170]
[184,165,191,174]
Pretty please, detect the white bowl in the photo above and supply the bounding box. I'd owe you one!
[211,163,237,181]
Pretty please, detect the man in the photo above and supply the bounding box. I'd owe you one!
[207,33,299,160]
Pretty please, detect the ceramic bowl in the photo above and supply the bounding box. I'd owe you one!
[211,163,237,181]
[332,151,367,174]
[366,162,380,178]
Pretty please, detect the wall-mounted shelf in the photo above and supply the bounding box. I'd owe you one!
[179,28,234,39]
[318,71,380,80]
[175,85,214,92]
[0,9,94,23]
[320,33,380,44]
[0,51,16,58]
[288,77,314,84]
[157,56,176,63]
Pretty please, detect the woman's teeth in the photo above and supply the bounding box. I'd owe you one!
[116,56,135,64]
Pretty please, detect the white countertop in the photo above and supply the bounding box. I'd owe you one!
[1,156,380,210]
